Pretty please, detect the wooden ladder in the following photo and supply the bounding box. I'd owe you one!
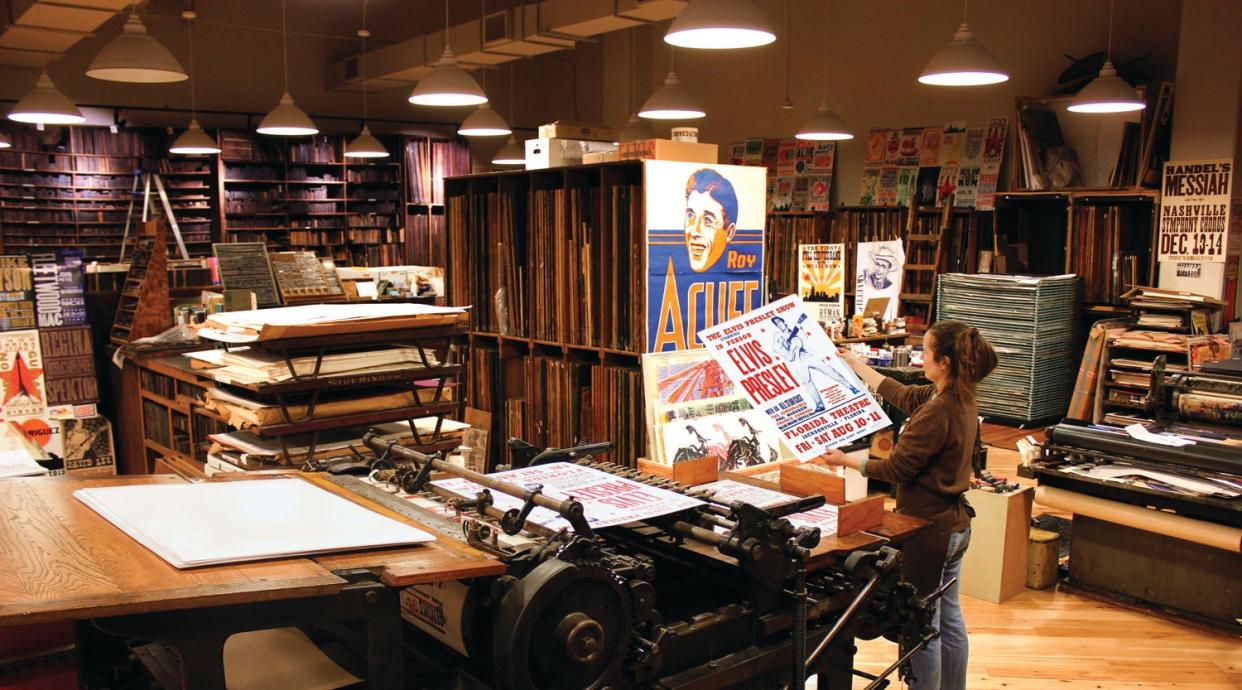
[899,196,953,329]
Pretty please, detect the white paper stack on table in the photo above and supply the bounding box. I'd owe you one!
[197,303,468,344]
[185,345,442,386]
[75,478,435,568]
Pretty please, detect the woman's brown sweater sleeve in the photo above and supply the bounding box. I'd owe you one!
[876,377,938,416]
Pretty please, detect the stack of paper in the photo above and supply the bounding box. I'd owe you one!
[75,479,435,568]
[198,303,467,344]
[203,387,448,429]
[186,346,441,385]
[210,419,468,466]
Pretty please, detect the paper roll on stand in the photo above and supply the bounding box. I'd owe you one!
[1035,485,1242,553]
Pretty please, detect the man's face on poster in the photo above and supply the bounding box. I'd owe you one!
[868,255,895,288]
[684,189,736,272]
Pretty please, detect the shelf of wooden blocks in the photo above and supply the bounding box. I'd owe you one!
[636,456,719,486]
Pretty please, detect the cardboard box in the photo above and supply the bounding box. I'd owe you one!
[582,150,620,164]
[618,139,719,164]
[960,486,1034,603]
[538,121,617,142]
[525,138,617,170]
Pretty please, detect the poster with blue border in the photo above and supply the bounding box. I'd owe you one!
[645,161,767,353]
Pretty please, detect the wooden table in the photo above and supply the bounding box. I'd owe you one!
[0,473,503,689]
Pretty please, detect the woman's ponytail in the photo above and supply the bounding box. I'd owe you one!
[928,321,998,397]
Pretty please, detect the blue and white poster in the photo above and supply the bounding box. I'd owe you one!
[646,161,767,353]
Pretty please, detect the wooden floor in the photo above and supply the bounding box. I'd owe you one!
[823,422,1242,689]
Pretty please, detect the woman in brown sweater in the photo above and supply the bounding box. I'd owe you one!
[820,320,997,690]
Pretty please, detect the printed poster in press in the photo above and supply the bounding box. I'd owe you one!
[697,295,891,461]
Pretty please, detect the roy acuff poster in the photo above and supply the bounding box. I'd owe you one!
[698,295,891,460]
[646,161,767,352]
[1158,159,1233,262]
[798,243,846,326]
[855,239,905,322]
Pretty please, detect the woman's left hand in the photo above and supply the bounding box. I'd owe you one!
[816,448,848,466]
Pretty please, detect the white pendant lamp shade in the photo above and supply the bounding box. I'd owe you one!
[8,72,85,125]
[0,134,11,149]
[458,103,511,137]
[919,23,1008,86]
[346,126,390,158]
[665,0,776,50]
[170,120,221,155]
[87,12,188,83]
[258,92,318,136]
[796,100,853,141]
[639,72,705,120]
[409,48,488,107]
[618,114,652,142]
[1067,61,1145,113]
[492,135,525,165]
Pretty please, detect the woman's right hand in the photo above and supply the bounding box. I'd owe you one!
[836,347,866,374]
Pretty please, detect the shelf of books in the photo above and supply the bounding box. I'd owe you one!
[0,127,151,261]
[218,130,406,266]
[446,162,646,468]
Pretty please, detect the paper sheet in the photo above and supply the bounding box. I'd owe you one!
[1124,423,1196,447]
[0,449,48,477]
[698,479,839,534]
[1069,464,1240,498]
[431,462,704,531]
[75,478,435,568]
[223,628,360,690]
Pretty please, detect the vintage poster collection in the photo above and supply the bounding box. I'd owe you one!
[857,117,1008,210]
[1157,159,1234,263]
[728,139,835,213]
[854,240,905,322]
[698,295,891,460]
[646,161,767,352]
[798,243,846,326]
[0,249,108,476]
[641,349,788,470]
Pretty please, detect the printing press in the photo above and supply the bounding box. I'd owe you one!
[345,432,940,690]
[1030,357,1242,630]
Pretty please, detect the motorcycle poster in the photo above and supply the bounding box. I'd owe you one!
[698,294,891,459]
[657,406,783,472]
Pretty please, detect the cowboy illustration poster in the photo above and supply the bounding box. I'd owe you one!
[646,161,766,352]
[698,295,890,459]
[855,240,905,322]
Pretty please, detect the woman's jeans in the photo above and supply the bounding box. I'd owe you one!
[909,526,971,690]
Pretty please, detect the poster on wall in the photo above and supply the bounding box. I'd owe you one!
[698,295,891,459]
[646,161,767,352]
[0,256,35,332]
[1158,159,1234,262]
[0,329,46,419]
[855,240,905,322]
[798,244,845,326]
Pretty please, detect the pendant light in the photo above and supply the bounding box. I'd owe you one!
[780,0,792,109]
[618,30,651,141]
[9,72,85,125]
[492,65,524,165]
[919,0,1008,86]
[459,103,511,137]
[258,0,318,136]
[796,0,852,140]
[410,0,487,106]
[665,0,775,50]
[0,134,10,149]
[87,3,187,83]
[9,5,83,126]
[346,2,390,157]
[1068,0,1145,113]
[170,11,221,155]
[639,49,705,120]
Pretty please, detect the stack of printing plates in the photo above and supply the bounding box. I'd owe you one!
[936,273,1082,422]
